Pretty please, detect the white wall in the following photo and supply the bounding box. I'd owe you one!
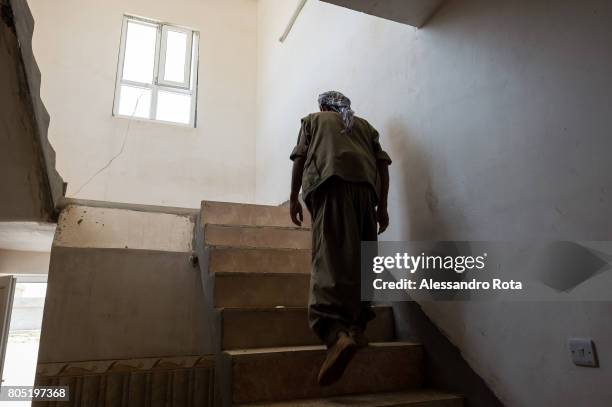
[255,0,612,406]
[28,0,258,207]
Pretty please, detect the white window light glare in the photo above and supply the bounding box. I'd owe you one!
[113,15,199,127]
[122,21,157,84]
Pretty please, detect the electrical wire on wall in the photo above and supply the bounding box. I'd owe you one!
[71,91,146,197]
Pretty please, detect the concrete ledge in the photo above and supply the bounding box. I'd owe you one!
[39,247,209,363]
[0,222,55,251]
[320,0,447,28]
[58,197,200,216]
[54,205,195,252]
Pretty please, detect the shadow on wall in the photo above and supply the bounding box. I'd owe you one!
[383,121,503,406]
[387,118,475,242]
[392,120,431,239]
[370,0,612,404]
[385,118,456,241]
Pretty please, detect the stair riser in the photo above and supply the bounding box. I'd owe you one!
[201,201,311,228]
[221,307,394,349]
[213,273,310,308]
[228,345,423,404]
[205,225,311,250]
[209,247,311,274]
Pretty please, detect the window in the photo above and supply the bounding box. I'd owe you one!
[113,15,199,127]
[2,276,47,407]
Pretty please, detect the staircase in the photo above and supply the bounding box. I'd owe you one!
[3,0,65,221]
[195,201,463,407]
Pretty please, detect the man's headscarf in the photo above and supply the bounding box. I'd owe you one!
[318,91,355,131]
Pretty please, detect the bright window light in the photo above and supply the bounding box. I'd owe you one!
[157,90,191,124]
[113,15,199,127]
[122,21,157,84]
[161,30,190,84]
[118,85,152,118]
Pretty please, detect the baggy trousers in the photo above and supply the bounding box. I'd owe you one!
[305,176,377,347]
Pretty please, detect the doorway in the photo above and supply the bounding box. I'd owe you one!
[1,275,47,407]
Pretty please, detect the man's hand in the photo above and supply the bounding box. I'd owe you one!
[376,162,390,235]
[377,205,389,234]
[290,157,306,227]
[290,197,304,227]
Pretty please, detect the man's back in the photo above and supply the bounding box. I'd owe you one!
[292,111,390,200]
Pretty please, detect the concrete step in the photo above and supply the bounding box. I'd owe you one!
[213,272,310,308]
[201,201,311,228]
[207,246,311,274]
[204,224,311,250]
[225,342,423,404]
[219,306,395,350]
[235,389,464,407]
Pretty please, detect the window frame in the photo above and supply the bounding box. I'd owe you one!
[113,15,199,128]
[158,25,193,89]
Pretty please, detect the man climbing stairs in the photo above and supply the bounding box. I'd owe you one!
[195,201,463,407]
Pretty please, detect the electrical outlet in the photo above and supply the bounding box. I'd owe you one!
[568,338,599,367]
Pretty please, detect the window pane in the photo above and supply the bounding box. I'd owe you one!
[122,21,157,84]
[118,85,151,118]
[163,30,189,83]
[156,90,191,124]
